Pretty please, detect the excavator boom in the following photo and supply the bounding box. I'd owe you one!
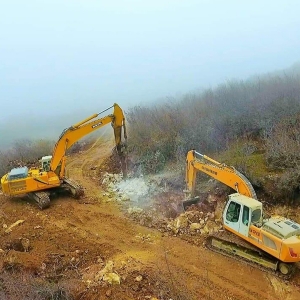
[185,150,257,200]
[51,103,127,176]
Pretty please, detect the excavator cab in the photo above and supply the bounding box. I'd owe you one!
[40,155,52,172]
[223,193,263,237]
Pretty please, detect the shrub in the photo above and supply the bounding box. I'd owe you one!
[264,114,300,169]
[127,70,300,176]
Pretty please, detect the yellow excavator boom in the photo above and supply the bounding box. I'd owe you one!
[50,103,127,177]
[185,149,257,200]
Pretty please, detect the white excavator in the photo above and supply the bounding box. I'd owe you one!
[183,150,300,278]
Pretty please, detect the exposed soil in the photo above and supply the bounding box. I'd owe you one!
[1,135,300,300]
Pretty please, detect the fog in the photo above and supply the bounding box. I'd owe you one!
[1,0,300,148]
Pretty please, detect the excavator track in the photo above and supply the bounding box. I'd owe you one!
[28,191,51,210]
[62,177,84,198]
[205,230,296,280]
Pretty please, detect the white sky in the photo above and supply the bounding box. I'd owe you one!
[0,0,299,144]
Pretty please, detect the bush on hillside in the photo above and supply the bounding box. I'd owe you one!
[264,114,300,169]
[127,67,300,201]
[127,70,300,173]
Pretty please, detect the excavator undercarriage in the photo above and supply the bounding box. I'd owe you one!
[27,191,51,210]
[61,178,84,198]
[27,178,84,209]
[205,230,296,279]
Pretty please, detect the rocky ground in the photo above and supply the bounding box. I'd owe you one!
[1,135,300,300]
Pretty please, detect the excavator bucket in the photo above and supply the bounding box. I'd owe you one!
[182,196,202,211]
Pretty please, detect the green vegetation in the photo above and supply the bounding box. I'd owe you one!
[127,65,300,201]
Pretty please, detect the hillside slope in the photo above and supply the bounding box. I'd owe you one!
[0,136,300,300]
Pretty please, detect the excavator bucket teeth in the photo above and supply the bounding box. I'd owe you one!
[182,196,202,211]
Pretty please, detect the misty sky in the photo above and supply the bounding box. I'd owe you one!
[1,0,300,146]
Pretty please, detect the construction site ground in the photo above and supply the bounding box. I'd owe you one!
[1,136,300,300]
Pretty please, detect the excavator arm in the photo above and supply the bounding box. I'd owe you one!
[50,103,127,177]
[185,150,257,200]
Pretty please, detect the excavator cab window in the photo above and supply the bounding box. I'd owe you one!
[42,161,50,172]
[226,202,241,223]
[242,206,250,226]
[251,208,262,225]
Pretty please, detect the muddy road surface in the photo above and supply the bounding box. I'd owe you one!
[0,136,300,300]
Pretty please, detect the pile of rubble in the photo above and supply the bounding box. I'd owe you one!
[125,206,223,237]
[83,260,121,288]
[166,209,222,235]
[100,172,225,239]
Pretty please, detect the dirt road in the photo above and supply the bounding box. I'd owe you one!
[1,136,300,299]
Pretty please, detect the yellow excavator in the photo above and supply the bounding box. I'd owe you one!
[1,103,127,209]
[183,149,300,278]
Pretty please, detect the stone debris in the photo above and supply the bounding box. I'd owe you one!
[103,172,224,238]
[5,220,25,233]
[101,172,162,204]
[135,275,143,282]
[190,223,201,231]
[102,272,121,285]
[167,210,222,235]
[128,207,143,214]
[135,233,154,243]
[21,238,30,252]
[95,260,120,285]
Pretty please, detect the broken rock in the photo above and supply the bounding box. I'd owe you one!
[175,215,189,229]
[5,220,25,233]
[103,273,121,285]
[135,275,143,282]
[189,223,201,231]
